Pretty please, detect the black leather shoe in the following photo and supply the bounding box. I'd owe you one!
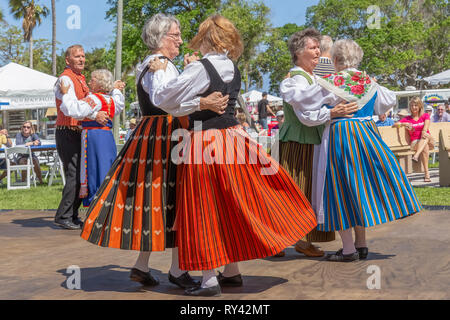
[218,272,243,287]
[169,272,201,289]
[326,249,359,262]
[73,218,84,228]
[356,247,369,259]
[185,285,221,297]
[54,219,81,230]
[130,268,160,286]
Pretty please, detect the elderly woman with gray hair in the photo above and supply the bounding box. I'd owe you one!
[282,39,422,262]
[59,69,125,208]
[79,13,226,291]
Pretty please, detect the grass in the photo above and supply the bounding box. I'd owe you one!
[1,182,449,210]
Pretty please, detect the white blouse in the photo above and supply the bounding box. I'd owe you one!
[280,67,397,127]
[149,52,235,115]
[60,90,125,121]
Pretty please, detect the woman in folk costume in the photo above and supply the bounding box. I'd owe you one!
[149,15,317,297]
[79,13,227,290]
[276,29,359,258]
[281,39,422,262]
[59,69,125,207]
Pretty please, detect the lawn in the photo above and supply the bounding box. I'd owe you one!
[1,182,449,210]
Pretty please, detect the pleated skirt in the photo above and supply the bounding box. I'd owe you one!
[279,141,335,242]
[317,119,422,232]
[175,126,318,271]
[80,115,187,251]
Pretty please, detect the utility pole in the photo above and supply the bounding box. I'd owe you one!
[114,0,123,143]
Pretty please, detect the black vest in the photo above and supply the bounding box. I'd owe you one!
[136,56,179,116]
[189,58,241,130]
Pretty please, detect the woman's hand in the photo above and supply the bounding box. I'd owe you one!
[421,131,430,140]
[199,92,229,114]
[330,101,358,119]
[60,81,70,95]
[148,57,168,72]
[184,52,200,67]
[403,122,413,131]
[114,80,126,91]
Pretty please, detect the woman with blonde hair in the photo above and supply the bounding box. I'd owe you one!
[149,15,317,297]
[15,120,44,184]
[395,97,433,182]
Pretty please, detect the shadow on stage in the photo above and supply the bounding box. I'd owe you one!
[263,247,396,262]
[57,265,287,295]
[11,215,61,230]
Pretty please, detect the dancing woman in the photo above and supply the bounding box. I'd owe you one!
[80,13,227,289]
[149,15,318,296]
[281,39,422,262]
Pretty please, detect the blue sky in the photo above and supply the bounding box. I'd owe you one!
[0,0,320,90]
[0,0,319,51]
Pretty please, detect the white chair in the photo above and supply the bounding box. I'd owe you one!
[5,146,37,190]
[48,152,65,187]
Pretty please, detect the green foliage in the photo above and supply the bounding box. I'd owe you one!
[305,0,450,89]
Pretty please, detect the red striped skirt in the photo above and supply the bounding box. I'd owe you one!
[80,115,188,251]
[175,126,318,270]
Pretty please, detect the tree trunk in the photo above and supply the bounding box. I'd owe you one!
[113,0,123,143]
[51,0,57,76]
[29,35,33,69]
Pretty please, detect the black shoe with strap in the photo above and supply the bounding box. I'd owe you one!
[356,247,369,259]
[185,285,221,297]
[217,272,243,287]
[130,268,160,286]
[168,272,200,289]
[326,249,359,262]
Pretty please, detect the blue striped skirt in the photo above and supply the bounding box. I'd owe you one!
[317,119,422,232]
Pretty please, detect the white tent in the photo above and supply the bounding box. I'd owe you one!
[241,90,283,105]
[0,62,57,111]
[423,69,450,86]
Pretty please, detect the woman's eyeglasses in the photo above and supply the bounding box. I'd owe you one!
[166,33,182,40]
[23,126,31,129]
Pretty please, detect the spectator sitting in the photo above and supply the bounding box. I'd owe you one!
[375,112,395,127]
[445,101,449,114]
[125,118,137,141]
[15,120,44,184]
[0,125,13,182]
[425,105,433,117]
[396,109,410,121]
[432,104,450,122]
[237,113,250,130]
[394,97,434,182]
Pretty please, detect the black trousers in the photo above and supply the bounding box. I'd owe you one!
[55,129,82,222]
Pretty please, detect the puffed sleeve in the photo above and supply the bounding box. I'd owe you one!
[149,61,209,117]
[280,75,341,127]
[110,89,125,116]
[373,84,397,115]
[54,76,77,103]
[61,93,102,120]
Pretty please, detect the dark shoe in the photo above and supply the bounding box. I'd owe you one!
[218,272,243,287]
[130,268,159,286]
[169,272,200,289]
[185,285,221,297]
[73,218,84,228]
[356,247,369,259]
[54,219,81,230]
[326,249,359,262]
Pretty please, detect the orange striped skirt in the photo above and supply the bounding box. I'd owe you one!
[80,115,188,251]
[175,126,318,271]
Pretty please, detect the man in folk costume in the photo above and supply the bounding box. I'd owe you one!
[277,29,358,257]
[59,69,125,207]
[54,45,108,230]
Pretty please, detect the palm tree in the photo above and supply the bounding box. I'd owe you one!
[0,8,4,21]
[9,0,49,69]
[51,0,56,75]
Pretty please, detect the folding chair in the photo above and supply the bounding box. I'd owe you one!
[5,146,37,190]
[48,152,65,186]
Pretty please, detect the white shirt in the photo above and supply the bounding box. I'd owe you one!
[149,52,235,116]
[60,90,125,120]
[281,67,397,127]
[54,75,80,102]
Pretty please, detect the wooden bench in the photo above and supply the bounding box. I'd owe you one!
[439,127,450,186]
[378,123,450,174]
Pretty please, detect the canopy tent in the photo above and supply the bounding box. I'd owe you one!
[241,90,283,105]
[0,62,57,111]
[423,69,450,86]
